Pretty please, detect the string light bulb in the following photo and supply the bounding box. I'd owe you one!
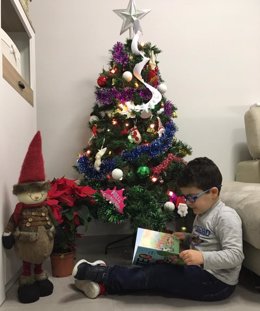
[168,190,174,197]
[151,176,158,183]
[110,67,118,75]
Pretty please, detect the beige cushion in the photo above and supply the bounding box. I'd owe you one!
[235,160,260,183]
[221,181,260,249]
[243,241,260,276]
[244,105,260,159]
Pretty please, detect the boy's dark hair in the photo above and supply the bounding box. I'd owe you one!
[177,157,222,192]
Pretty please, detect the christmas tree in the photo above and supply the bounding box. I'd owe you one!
[76,0,192,232]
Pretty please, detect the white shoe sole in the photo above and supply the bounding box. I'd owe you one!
[72,259,106,278]
[75,280,100,299]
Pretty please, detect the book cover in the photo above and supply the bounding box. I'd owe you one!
[132,228,184,265]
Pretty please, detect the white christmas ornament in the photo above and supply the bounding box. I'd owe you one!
[158,83,167,94]
[164,201,175,211]
[177,203,189,217]
[122,71,133,82]
[112,168,124,180]
[89,115,99,123]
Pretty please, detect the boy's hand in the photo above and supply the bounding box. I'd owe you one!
[179,249,204,265]
[173,232,186,240]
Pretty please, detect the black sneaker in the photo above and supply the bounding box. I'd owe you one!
[72,259,107,282]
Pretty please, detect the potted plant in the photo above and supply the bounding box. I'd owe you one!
[47,177,96,277]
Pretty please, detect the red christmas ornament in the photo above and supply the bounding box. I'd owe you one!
[97,75,107,87]
[148,67,159,87]
[120,128,129,136]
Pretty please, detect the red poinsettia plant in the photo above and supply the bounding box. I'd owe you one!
[47,177,96,253]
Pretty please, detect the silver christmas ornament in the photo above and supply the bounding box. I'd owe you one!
[113,0,151,36]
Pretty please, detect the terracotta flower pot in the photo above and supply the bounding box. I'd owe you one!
[50,252,75,277]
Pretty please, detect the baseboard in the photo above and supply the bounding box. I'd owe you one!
[5,267,21,294]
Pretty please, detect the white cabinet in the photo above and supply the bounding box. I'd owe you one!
[0,0,37,305]
[1,0,35,105]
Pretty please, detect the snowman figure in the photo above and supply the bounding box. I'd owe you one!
[2,132,56,303]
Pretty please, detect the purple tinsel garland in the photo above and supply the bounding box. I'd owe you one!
[96,87,152,106]
[112,42,129,67]
[164,100,174,116]
[77,121,176,180]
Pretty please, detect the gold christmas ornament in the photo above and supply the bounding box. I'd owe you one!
[149,50,157,70]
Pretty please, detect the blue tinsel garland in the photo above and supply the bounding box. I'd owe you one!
[77,121,176,180]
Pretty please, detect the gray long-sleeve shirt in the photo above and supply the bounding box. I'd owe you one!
[190,200,244,285]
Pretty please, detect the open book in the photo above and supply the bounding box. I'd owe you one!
[132,228,184,265]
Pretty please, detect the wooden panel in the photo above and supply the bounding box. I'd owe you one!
[1,0,24,32]
[2,55,33,106]
[1,0,35,33]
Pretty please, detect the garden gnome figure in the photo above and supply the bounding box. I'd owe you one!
[2,131,56,303]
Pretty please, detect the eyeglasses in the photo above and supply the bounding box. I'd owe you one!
[183,188,211,203]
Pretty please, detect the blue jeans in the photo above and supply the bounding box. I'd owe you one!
[103,264,235,301]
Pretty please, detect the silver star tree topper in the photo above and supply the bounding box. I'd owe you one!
[113,0,151,37]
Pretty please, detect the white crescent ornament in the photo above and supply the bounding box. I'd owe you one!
[94,147,107,171]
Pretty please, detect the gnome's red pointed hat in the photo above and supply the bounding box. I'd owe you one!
[13,131,50,194]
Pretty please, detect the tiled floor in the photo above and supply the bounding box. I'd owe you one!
[1,235,260,311]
